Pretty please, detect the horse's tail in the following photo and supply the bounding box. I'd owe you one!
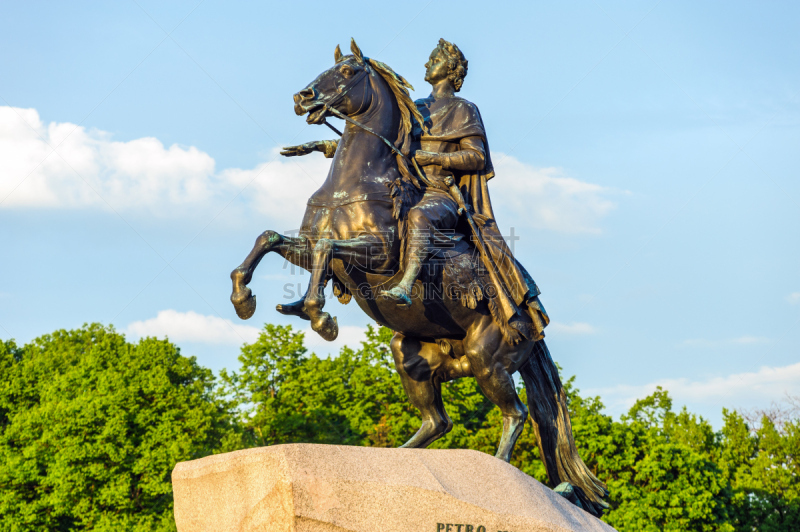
[519,340,609,517]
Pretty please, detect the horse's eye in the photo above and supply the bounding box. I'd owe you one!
[340,65,354,78]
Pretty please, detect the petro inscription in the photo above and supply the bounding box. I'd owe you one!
[437,526,483,532]
[436,525,516,532]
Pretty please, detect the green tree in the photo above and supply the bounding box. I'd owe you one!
[220,324,422,448]
[0,324,237,532]
[219,324,800,532]
[9,320,798,531]
[720,409,800,531]
[221,323,512,452]
[594,389,734,531]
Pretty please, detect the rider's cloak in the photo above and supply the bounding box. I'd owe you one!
[415,96,550,340]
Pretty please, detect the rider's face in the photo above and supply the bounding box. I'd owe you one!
[424,47,450,85]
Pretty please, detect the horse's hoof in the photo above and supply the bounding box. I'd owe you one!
[276,301,311,321]
[231,288,257,320]
[311,313,338,341]
[399,419,449,448]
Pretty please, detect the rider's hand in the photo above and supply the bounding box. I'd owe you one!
[280,141,320,157]
[413,150,442,166]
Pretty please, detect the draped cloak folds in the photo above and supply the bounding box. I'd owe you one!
[414,96,550,340]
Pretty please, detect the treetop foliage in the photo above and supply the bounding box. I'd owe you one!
[1,323,797,531]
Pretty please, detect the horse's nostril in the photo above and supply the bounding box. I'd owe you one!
[295,88,315,104]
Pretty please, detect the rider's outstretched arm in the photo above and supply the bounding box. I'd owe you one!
[280,139,339,158]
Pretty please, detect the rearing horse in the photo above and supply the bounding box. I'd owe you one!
[230,40,608,516]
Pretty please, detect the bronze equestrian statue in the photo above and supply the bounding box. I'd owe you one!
[230,38,608,516]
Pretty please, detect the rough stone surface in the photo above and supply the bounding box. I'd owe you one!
[172,444,615,532]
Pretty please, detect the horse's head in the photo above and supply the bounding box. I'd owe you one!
[294,39,372,125]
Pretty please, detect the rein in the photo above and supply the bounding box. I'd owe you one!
[319,69,516,318]
[324,104,432,188]
[322,68,368,110]
[320,66,432,188]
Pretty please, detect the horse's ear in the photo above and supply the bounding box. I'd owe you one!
[334,44,344,64]
[350,38,363,63]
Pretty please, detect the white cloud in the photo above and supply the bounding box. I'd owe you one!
[0,107,218,211]
[125,309,368,356]
[491,154,621,234]
[587,362,800,414]
[0,106,618,233]
[548,321,598,335]
[0,106,325,218]
[125,309,261,345]
[787,292,800,305]
[220,157,329,221]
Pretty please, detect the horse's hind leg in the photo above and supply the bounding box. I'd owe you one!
[390,333,454,448]
[463,321,530,462]
[230,230,310,319]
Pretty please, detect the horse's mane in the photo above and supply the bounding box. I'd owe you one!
[341,42,426,259]
[365,57,425,157]
[361,57,426,234]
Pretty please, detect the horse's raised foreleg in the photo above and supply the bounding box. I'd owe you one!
[303,235,383,341]
[230,230,310,319]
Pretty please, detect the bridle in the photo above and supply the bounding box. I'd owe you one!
[310,56,516,320]
[321,66,369,113]
[319,60,433,187]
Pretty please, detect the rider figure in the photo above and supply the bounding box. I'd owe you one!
[282,39,549,341]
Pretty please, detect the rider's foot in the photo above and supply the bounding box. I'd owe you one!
[276,299,311,321]
[382,286,412,308]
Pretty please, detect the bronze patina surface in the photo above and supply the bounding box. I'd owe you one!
[230,39,608,516]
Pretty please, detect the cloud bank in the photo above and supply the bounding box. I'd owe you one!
[0,106,218,211]
[586,362,800,415]
[124,309,367,356]
[1,106,619,233]
[548,321,598,335]
[125,309,261,345]
[490,156,621,234]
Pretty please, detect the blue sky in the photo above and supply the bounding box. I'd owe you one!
[1,1,798,426]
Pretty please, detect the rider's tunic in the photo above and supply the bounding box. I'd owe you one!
[412,95,550,340]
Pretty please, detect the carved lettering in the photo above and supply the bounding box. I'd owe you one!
[436,525,491,532]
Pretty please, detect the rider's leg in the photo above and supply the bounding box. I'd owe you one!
[389,333,453,448]
[383,192,459,307]
[382,217,427,307]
